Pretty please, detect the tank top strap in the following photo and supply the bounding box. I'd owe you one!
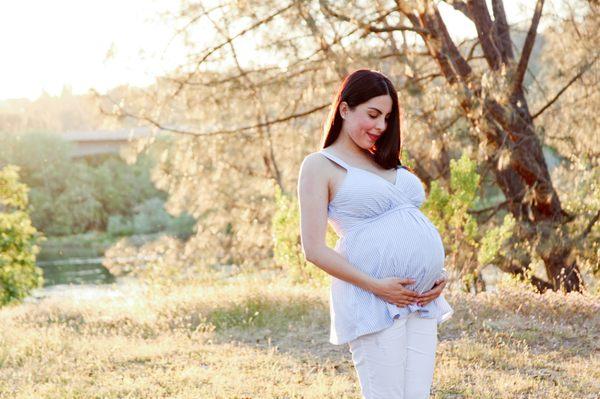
[319,149,351,170]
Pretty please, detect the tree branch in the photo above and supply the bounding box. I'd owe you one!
[171,2,296,98]
[445,0,471,19]
[469,200,509,215]
[298,2,347,78]
[491,0,514,61]
[575,209,600,243]
[513,0,545,92]
[424,5,472,79]
[466,0,503,70]
[319,1,428,34]
[101,97,330,138]
[532,54,599,119]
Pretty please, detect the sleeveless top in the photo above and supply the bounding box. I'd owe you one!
[318,148,454,345]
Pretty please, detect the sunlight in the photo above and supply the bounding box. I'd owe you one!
[0,0,539,102]
[0,0,188,100]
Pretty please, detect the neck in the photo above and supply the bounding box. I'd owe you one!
[328,129,373,160]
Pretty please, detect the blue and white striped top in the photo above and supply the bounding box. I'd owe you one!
[319,148,454,345]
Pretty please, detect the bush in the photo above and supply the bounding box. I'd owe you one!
[132,198,173,234]
[0,165,44,306]
[421,153,485,292]
[271,186,337,287]
[107,215,135,236]
[106,197,196,237]
[0,132,164,236]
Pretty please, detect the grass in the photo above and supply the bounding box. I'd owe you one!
[0,270,598,398]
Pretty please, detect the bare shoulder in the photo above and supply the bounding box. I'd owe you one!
[297,151,333,202]
[299,151,331,181]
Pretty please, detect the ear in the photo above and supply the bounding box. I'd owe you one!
[339,101,349,119]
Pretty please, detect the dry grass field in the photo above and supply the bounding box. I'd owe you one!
[1,269,598,398]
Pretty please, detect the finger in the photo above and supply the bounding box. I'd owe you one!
[399,290,420,300]
[397,283,419,292]
[419,296,437,305]
[420,286,442,298]
[417,291,435,299]
[417,297,432,305]
[418,292,438,302]
[422,290,441,300]
[396,297,417,305]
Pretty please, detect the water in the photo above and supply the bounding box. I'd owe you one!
[25,275,143,304]
[27,259,130,304]
[38,259,115,287]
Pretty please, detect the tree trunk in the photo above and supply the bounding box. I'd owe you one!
[396,0,585,292]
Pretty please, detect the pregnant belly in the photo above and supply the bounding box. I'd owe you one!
[342,210,445,293]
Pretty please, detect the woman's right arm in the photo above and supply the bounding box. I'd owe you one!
[297,154,379,292]
[297,153,419,307]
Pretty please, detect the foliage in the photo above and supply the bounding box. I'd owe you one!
[0,86,133,134]
[142,134,289,272]
[0,166,44,306]
[0,132,195,238]
[47,0,597,291]
[534,5,600,282]
[102,235,198,286]
[422,153,487,292]
[271,185,336,287]
[477,213,517,267]
[107,197,196,238]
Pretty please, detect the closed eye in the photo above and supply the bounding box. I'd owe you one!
[369,114,390,120]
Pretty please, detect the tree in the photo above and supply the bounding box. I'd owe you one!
[0,166,44,306]
[103,0,598,292]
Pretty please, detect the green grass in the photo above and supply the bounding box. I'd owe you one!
[0,270,598,398]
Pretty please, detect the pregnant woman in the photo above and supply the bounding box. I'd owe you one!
[297,69,454,398]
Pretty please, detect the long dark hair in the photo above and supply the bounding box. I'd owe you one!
[320,69,403,170]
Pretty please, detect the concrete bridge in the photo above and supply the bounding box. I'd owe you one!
[61,128,159,158]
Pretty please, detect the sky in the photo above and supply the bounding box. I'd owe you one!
[0,0,539,102]
[0,0,187,101]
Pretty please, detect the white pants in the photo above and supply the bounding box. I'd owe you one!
[348,312,438,399]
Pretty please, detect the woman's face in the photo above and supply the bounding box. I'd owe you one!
[340,94,393,150]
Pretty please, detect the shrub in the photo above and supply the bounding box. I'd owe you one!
[106,197,195,237]
[271,185,337,287]
[0,165,44,306]
[421,153,485,292]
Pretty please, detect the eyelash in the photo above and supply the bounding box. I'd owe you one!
[369,114,390,120]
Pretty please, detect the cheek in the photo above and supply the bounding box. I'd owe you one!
[354,115,377,131]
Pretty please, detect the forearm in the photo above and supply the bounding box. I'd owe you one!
[305,246,379,293]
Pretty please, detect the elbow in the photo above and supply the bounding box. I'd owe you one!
[302,246,320,264]
[303,250,316,264]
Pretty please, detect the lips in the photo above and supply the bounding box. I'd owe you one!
[366,133,380,141]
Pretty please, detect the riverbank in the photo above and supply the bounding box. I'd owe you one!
[1,270,598,398]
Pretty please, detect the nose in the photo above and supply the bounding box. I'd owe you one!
[376,117,386,132]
